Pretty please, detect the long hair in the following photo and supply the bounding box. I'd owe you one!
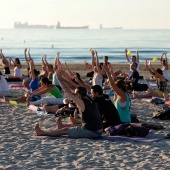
[41,77,50,85]
[33,69,40,77]
[15,58,21,65]
[156,68,163,75]
[115,79,127,92]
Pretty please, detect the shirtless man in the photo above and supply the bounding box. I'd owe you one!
[0,49,10,77]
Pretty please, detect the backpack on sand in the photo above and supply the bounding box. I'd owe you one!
[105,123,149,137]
[153,110,170,120]
[150,97,165,105]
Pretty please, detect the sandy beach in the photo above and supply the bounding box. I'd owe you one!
[0,63,170,169]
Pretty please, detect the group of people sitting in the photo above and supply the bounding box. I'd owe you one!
[0,48,169,139]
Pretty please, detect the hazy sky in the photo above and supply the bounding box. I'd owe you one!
[0,0,170,29]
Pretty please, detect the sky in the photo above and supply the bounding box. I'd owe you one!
[0,0,170,29]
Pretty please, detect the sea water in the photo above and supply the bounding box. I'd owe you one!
[0,29,170,63]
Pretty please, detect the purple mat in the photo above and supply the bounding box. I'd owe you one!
[97,136,160,143]
[32,134,160,143]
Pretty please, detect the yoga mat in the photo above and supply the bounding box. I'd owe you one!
[97,136,160,143]
[32,135,160,142]
[9,100,27,107]
[149,83,157,87]
[8,84,24,88]
[149,82,170,87]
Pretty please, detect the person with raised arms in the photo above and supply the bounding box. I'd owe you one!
[160,52,168,81]
[133,60,169,101]
[34,70,103,139]
[9,57,22,78]
[125,48,140,72]
[91,50,103,87]
[24,48,35,77]
[103,64,131,123]
[0,49,10,77]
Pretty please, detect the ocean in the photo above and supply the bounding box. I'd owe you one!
[0,29,170,64]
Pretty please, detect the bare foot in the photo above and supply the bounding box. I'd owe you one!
[132,91,138,99]
[55,117,65,129]
[74,109,80,119]
[42,104,49,112]
[3,96,8,102]
[70,114,81,125]
[26,97,30,107]
[35,123,44,136]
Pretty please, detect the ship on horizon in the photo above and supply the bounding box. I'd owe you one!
[14,22,89,29]
[56,22,89,29]
[99,24,123,29]
[14,22,55,29]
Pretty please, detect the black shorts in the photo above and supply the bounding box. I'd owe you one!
[4,67,10,74]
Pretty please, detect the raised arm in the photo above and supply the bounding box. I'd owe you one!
[9,57,14,67]
[91,50,95,68]
[84,61,93,71]
[103,64,125,98]
[65,62,74,77]
[43,55,54,73]
[56,53,62,70]
[56,70,84,111]
[0,49,9,64]
[54,52,60,67]
[144,60,155,76]
[41,55,46,67]
[107,64,117,80]
[28,49,35,68]
[148,61,165,80]
[74,74,91,93]
[160,52,164,64]
[29,60,36,80]
[136,49,139,63]
[0,49,2,57]
[28,48,32,60]
[164,52,168,70]
[95,51,103,79]
[0,49,5,58]
[24,48,29,63]
[125,48,130,63]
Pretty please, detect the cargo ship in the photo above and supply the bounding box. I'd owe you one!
[14,22,55,29]
[56,22,89,29]
[14,22,89,29]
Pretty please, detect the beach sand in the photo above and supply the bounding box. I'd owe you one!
[0,63,170,169]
